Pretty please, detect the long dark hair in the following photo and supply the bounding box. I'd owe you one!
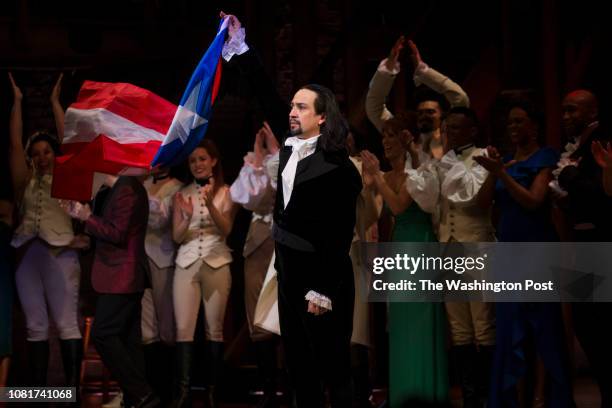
[300,84,348,153]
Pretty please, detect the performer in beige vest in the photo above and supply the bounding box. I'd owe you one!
[406,107,496,408]
[8,73,86,390]
[140,170,183,405]
[230,122,281,408]
[171,139,234,408]
[366,37,470,159]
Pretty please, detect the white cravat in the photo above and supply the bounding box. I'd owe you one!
[281,135,320,209]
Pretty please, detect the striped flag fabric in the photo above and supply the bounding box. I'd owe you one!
[51,80,177,201]
[151,16,229,168]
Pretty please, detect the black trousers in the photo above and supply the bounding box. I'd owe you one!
[92,292,151,405]
[276,244,354,408]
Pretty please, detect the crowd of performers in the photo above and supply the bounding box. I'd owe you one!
[2,11,612,408]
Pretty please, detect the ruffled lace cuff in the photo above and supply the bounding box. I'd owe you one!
[377,58,400,76]
[222,27,249,62]
[230,159,270,211]
[305,290,332,311]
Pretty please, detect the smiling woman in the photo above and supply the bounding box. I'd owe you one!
[7,72,85,391]
[170,138,235,407]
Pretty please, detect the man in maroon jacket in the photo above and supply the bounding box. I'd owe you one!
[65,175,159,408]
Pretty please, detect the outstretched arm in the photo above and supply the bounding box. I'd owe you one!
[8,73,30,198]
[409,40,470,108]
[365,36,404,133]
[221,11,288,138]
[50,73,65,143]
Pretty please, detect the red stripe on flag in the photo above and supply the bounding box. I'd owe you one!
[211,58,223,105]
[70,81,177,135]
[52,135,159,201]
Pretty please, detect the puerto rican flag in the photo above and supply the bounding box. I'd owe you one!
[51,81,177,201]
[52,17,229,201]
[151,16,228,168]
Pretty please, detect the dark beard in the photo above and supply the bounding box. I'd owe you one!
[289,126,303,136]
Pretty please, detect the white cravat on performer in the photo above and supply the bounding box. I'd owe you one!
[281,135,320,209]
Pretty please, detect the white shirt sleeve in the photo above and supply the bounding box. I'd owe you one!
[413,61,470,108]
[230,154,271,212]
[365,59,398,133]
[405,158,440,214]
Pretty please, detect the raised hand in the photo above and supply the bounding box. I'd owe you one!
[174,193,193,219]
[386,36,405,72]
[262,121,280,154]
[253,129,267,168]
[219,11,242,38]
[202,178,216,208]
[592,140,612,169]
[473,146,508,175]
[361,150,381,175]
[50,73,63,103]
[8,72,23,101]
[407,40,423,69]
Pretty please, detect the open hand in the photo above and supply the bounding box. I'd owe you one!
[219,11,242,38]
[407,40,423,70]
[8,72,23,101]
[174,192,193,219]
[261,121,280,154]
[386,36,405,72]
[201,178,216,208]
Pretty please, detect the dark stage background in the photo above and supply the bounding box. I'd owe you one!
[1,0,610,400]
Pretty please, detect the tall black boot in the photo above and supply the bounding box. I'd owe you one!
[477,345,495,407]
[159,344,175,406]
[144,342,164,402]
[453,344,480,408]
[351,344,372,408]
[170,342,193,408]
[60,339,83,405]
[204,341,224,408]
[27,340,49,386]
[254,340,279,408]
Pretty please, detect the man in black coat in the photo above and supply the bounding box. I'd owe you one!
[272,84,361,407]
[221,13,361,406]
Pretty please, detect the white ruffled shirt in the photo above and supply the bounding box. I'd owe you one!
[281,135,320,209]
[404,146,490,228]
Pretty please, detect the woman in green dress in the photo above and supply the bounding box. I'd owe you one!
[362,112,448,407]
